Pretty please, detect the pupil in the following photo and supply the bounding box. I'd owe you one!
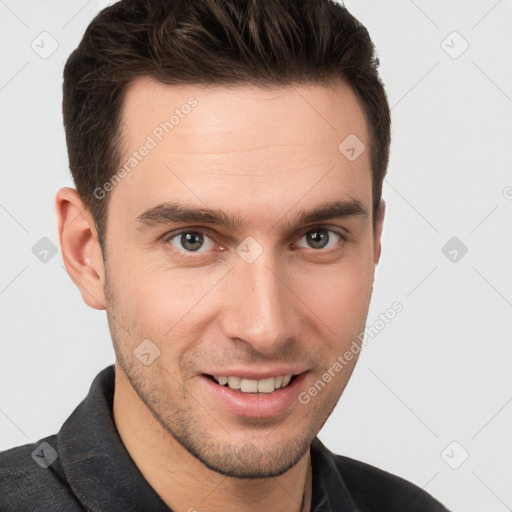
[182,232,203,251]
[308,230,328,249]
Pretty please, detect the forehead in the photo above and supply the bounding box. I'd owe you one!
[121,77,369,152]
[110,77,372,227]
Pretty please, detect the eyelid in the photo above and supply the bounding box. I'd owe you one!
[297,223,349,239]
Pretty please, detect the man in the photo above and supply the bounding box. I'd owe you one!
[0,0,450,510]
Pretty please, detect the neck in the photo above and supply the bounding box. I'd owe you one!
[113,371,312,512]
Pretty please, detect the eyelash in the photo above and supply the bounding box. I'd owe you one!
[162,226,347,258]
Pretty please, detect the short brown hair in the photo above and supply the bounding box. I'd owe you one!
[63,0,391,252]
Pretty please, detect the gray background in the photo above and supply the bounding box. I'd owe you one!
[1,1,511,510]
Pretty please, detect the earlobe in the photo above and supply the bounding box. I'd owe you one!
[374,200,385,264]
[55,187,107,310]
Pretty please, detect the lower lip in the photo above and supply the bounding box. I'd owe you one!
[200,373,308,419]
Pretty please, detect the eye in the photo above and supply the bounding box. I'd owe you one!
[166,230,216,253]
[295,228,343,250]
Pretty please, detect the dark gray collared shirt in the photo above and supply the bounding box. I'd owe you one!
[0,365,449,511]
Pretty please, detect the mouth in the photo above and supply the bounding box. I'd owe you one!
[206,374,297,394]
[200,371,308,419]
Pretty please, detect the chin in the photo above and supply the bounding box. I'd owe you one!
[175,427,314,479]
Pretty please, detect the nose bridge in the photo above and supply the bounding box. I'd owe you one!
[221,248,299,352]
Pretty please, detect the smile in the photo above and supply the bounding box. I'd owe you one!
[210,374,294,393]
[201,371,308,419]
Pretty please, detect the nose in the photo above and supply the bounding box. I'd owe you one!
[218,249,301,355]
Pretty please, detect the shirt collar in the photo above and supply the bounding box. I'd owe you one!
[58,364,171,511]
[310,438,360,512]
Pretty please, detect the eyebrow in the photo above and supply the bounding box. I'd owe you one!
[134,198,368,232]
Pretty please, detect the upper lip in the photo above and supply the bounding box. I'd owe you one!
[203,367,308,380]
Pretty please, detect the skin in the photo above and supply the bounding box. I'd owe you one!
[56,77,384,512]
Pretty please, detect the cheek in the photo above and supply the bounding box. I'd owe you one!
[110,258,224,351]
[295,254,375,337]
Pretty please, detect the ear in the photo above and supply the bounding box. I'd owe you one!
[55,187,106,310]
[374,200,385,265]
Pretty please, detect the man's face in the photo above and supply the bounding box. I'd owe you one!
[103,77,381,478]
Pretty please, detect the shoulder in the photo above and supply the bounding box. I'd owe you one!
[336,455,448,511]
[311,439,450,511]
[0,436,83,511]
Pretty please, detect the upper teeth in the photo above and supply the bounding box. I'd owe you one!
[213,374,293,393]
